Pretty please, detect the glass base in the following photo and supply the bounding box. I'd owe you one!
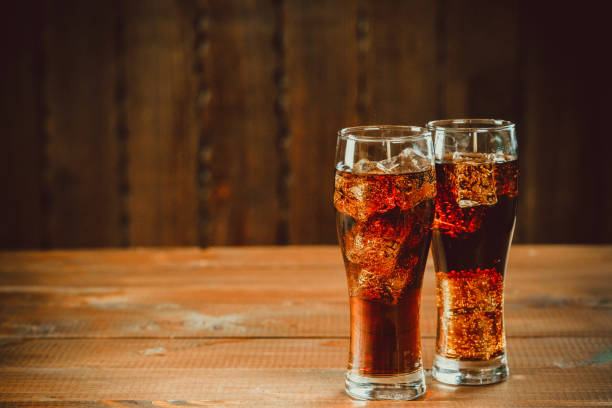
[432,354,509,385]
[345,369,426,401]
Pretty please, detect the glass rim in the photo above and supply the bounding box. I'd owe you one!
[338,125,431,142]
[426,118,515,133]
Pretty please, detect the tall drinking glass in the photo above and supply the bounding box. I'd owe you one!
[333,126,435,400]
[428,119,518,385]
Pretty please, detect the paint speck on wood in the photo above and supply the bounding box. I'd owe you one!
[139,346,166,356]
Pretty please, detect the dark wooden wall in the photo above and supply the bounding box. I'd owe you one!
[1,0,610,249]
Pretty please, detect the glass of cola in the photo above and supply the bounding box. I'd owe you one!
[428,119,518,385]
[334,126,435,400]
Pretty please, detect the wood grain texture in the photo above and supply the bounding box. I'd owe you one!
[202,0,279,245]
[518,1,612,244]
[0,246,610,404]
[1,337,610,371]
[123,0,199,246]
[284,0,359,244]
[440,0,520,121]
[0,246,610,339]
[0,288,608,339]
[0,337,610,402]
[43,0,122,248]
[1,1,609,248]
[0,1,45,249]
[361,0,438,125]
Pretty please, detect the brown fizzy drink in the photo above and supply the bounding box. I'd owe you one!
[432,156,518,361]
[335,168,435,376]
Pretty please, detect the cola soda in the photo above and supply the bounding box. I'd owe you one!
[432,155,518,361]
[335,168,435,376]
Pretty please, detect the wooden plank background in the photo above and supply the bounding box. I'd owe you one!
[1,0,610,248]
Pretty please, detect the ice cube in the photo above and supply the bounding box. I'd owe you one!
[343,214,406,273]
[333,172,396,221]
[357,148,433,176]
[354,266,411,304]
[355,268,394,303]
[335,162,353,172]
[345,232,401,272]
[399,146,432,173]
[376,156,400,173]
[395,171,436,211]
[493,154,507,163]
[353,158,378,174]
[452,152,497,208]
[344,217,420,304]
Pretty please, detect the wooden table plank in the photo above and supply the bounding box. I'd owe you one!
[0,246,610,405]
[0,337,610,403]
[1,246,609,286]
[0,246,610,339]
[1,337,609,371]
[0,283,609,339]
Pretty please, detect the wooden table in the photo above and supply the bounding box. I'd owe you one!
[0,245,610,406]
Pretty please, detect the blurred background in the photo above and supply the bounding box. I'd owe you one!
[1,0,610,249]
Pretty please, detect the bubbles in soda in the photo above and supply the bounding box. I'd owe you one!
[334,165,435,375]
[433,156,518,361]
